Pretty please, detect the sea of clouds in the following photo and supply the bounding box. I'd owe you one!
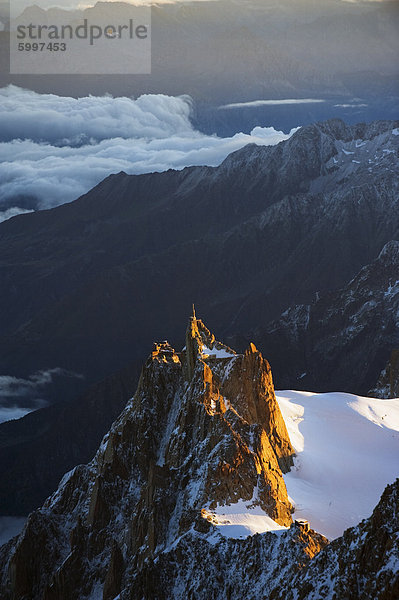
[0,85,299,222]
[0,368,83,423]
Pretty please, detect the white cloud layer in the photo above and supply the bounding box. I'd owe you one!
[334,103,368,108]
[0,86,299,221]
[0,368,79,399]
[219,99,325,110]
[0,405,45,424]
[0,368,83,423]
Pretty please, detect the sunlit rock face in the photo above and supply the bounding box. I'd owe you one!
[0,314,302,599]
[0,314,397,599]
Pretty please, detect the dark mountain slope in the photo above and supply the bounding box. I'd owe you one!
[235,240,399,395]
[0,119,398,407]
[0,357,142,515]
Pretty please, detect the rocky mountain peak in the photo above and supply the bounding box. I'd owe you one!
[185,305,236,380]
[315,118,352,141]
[0,313,297,599]
[1,313,397,599]
[245,341,258,354]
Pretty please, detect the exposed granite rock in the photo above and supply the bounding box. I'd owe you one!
[0,316,295,599]
[126,524,328,600]
[1,316,397,599]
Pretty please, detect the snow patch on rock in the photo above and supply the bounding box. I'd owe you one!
[202,499,288,539]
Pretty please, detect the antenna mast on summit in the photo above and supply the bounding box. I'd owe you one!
[192,303,196,320]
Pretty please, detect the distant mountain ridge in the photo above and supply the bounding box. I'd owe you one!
[0,118,397,404]
[0,118,398,518]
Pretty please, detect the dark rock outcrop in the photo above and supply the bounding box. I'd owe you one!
[1,317,397,599]
[271,479,399,600]
[126,524,328,600]
[371,349,399,399]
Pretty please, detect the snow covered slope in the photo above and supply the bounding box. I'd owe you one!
[202,498,288,539]
[277,390,399,540]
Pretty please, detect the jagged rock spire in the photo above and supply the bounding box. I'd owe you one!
[1,314,298,600]
[185,307,203,381]
[184,308,233,381]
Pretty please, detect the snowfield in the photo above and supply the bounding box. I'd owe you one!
[277,391,399,540]
[202,500,288,540]
[200,345,235,359]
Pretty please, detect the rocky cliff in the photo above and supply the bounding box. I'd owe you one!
[0,315,299,599]
[1,315,398,599]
